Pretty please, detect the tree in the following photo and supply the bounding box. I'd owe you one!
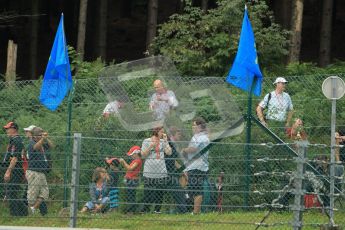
[97,0,108,60]
[151,0,289,76]
[77,0,88,61]
[146,0,158,51]
[288,0,304,63]
[30,0,39,79]
[201,0,209,12]
[271,0,291,29]
[319,0,334,67]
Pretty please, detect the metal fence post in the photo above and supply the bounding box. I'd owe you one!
[292,141,307,230]
[69,133,82,228]
[244,83,255,208]
[64,82,75,208]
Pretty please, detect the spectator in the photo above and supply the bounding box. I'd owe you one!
[2,122,28,216]
[102,100,124,118]
[24,125,37,138]
[26,127,54,214]
[119,146,143,214]
[140,127,172,213]
[81,167,110,213]
[335,130,345,163]
[256,77,294,129]
[23,124,48,216]
[286,118,307,141]
[104,157,121,211]
[181,117,209,214]
[149,79,178,120]
[166,126,187,213]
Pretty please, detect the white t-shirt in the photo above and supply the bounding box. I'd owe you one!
[142,138,168,178]
[149,90,178,120]
[259,91,293,122]
[103,101,120,115]
[184,131,209,172]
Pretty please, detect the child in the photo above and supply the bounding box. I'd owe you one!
[286,118,307,140]
[119,146,143,214]
[80,167,110,213]
[105,157,120,211]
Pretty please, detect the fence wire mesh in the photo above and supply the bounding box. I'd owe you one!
[0,69,345,229]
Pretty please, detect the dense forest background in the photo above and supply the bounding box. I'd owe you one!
[0,0,345,80]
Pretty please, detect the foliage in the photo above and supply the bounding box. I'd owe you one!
[265,61,345,77]
[150,0,289,76]
[68,46,106,79]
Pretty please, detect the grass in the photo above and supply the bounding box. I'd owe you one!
[1,204,345,230]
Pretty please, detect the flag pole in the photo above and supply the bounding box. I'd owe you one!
[225,4,262,208]
[63,79,75,208]
[244,75,255,208]
[243,3,253,209]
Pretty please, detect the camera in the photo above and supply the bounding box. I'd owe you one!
[104,157,120,168]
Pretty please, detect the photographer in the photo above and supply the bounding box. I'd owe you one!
[140,127,172,213]
[26,127,54,214]
[119,146,143,214]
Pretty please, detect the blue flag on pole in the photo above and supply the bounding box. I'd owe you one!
[226,6,263,96]
[39,14,72,111]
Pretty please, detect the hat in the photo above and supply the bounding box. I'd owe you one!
[24,125,37,132]
[3,122,18,130]
[273,77,288,85]
[31,127,44,136]
[127,146,141,156]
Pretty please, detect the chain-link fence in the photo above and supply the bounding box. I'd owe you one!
[0,68,345,229]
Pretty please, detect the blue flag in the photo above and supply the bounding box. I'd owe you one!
[39,14,72,111]
[226,6,263,96]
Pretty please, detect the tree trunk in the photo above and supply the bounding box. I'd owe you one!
[146,0,158,51]
[177,0,185,13]
[77,0,88,60]
[6,40,17,82]
[201,0,208,12]
[319,0,334,67]
[30,0,39,79]
[98,0,108,61]
[272,0,291,29]
[121,0,132,17]
[288,0,304,63]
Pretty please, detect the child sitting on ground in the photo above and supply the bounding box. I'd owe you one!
[80,167,110,213]
[119,146,143,214]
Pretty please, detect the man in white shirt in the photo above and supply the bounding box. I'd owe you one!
[181,117,209,214]
[103,100,123,118]
[149,79,178,120]
[256,77,294,128]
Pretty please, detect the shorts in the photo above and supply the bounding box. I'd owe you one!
[26,170,49,205]
[186,169,207,197]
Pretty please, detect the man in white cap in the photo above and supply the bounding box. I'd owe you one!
[256,77,294,129]
[24,125,37,139]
